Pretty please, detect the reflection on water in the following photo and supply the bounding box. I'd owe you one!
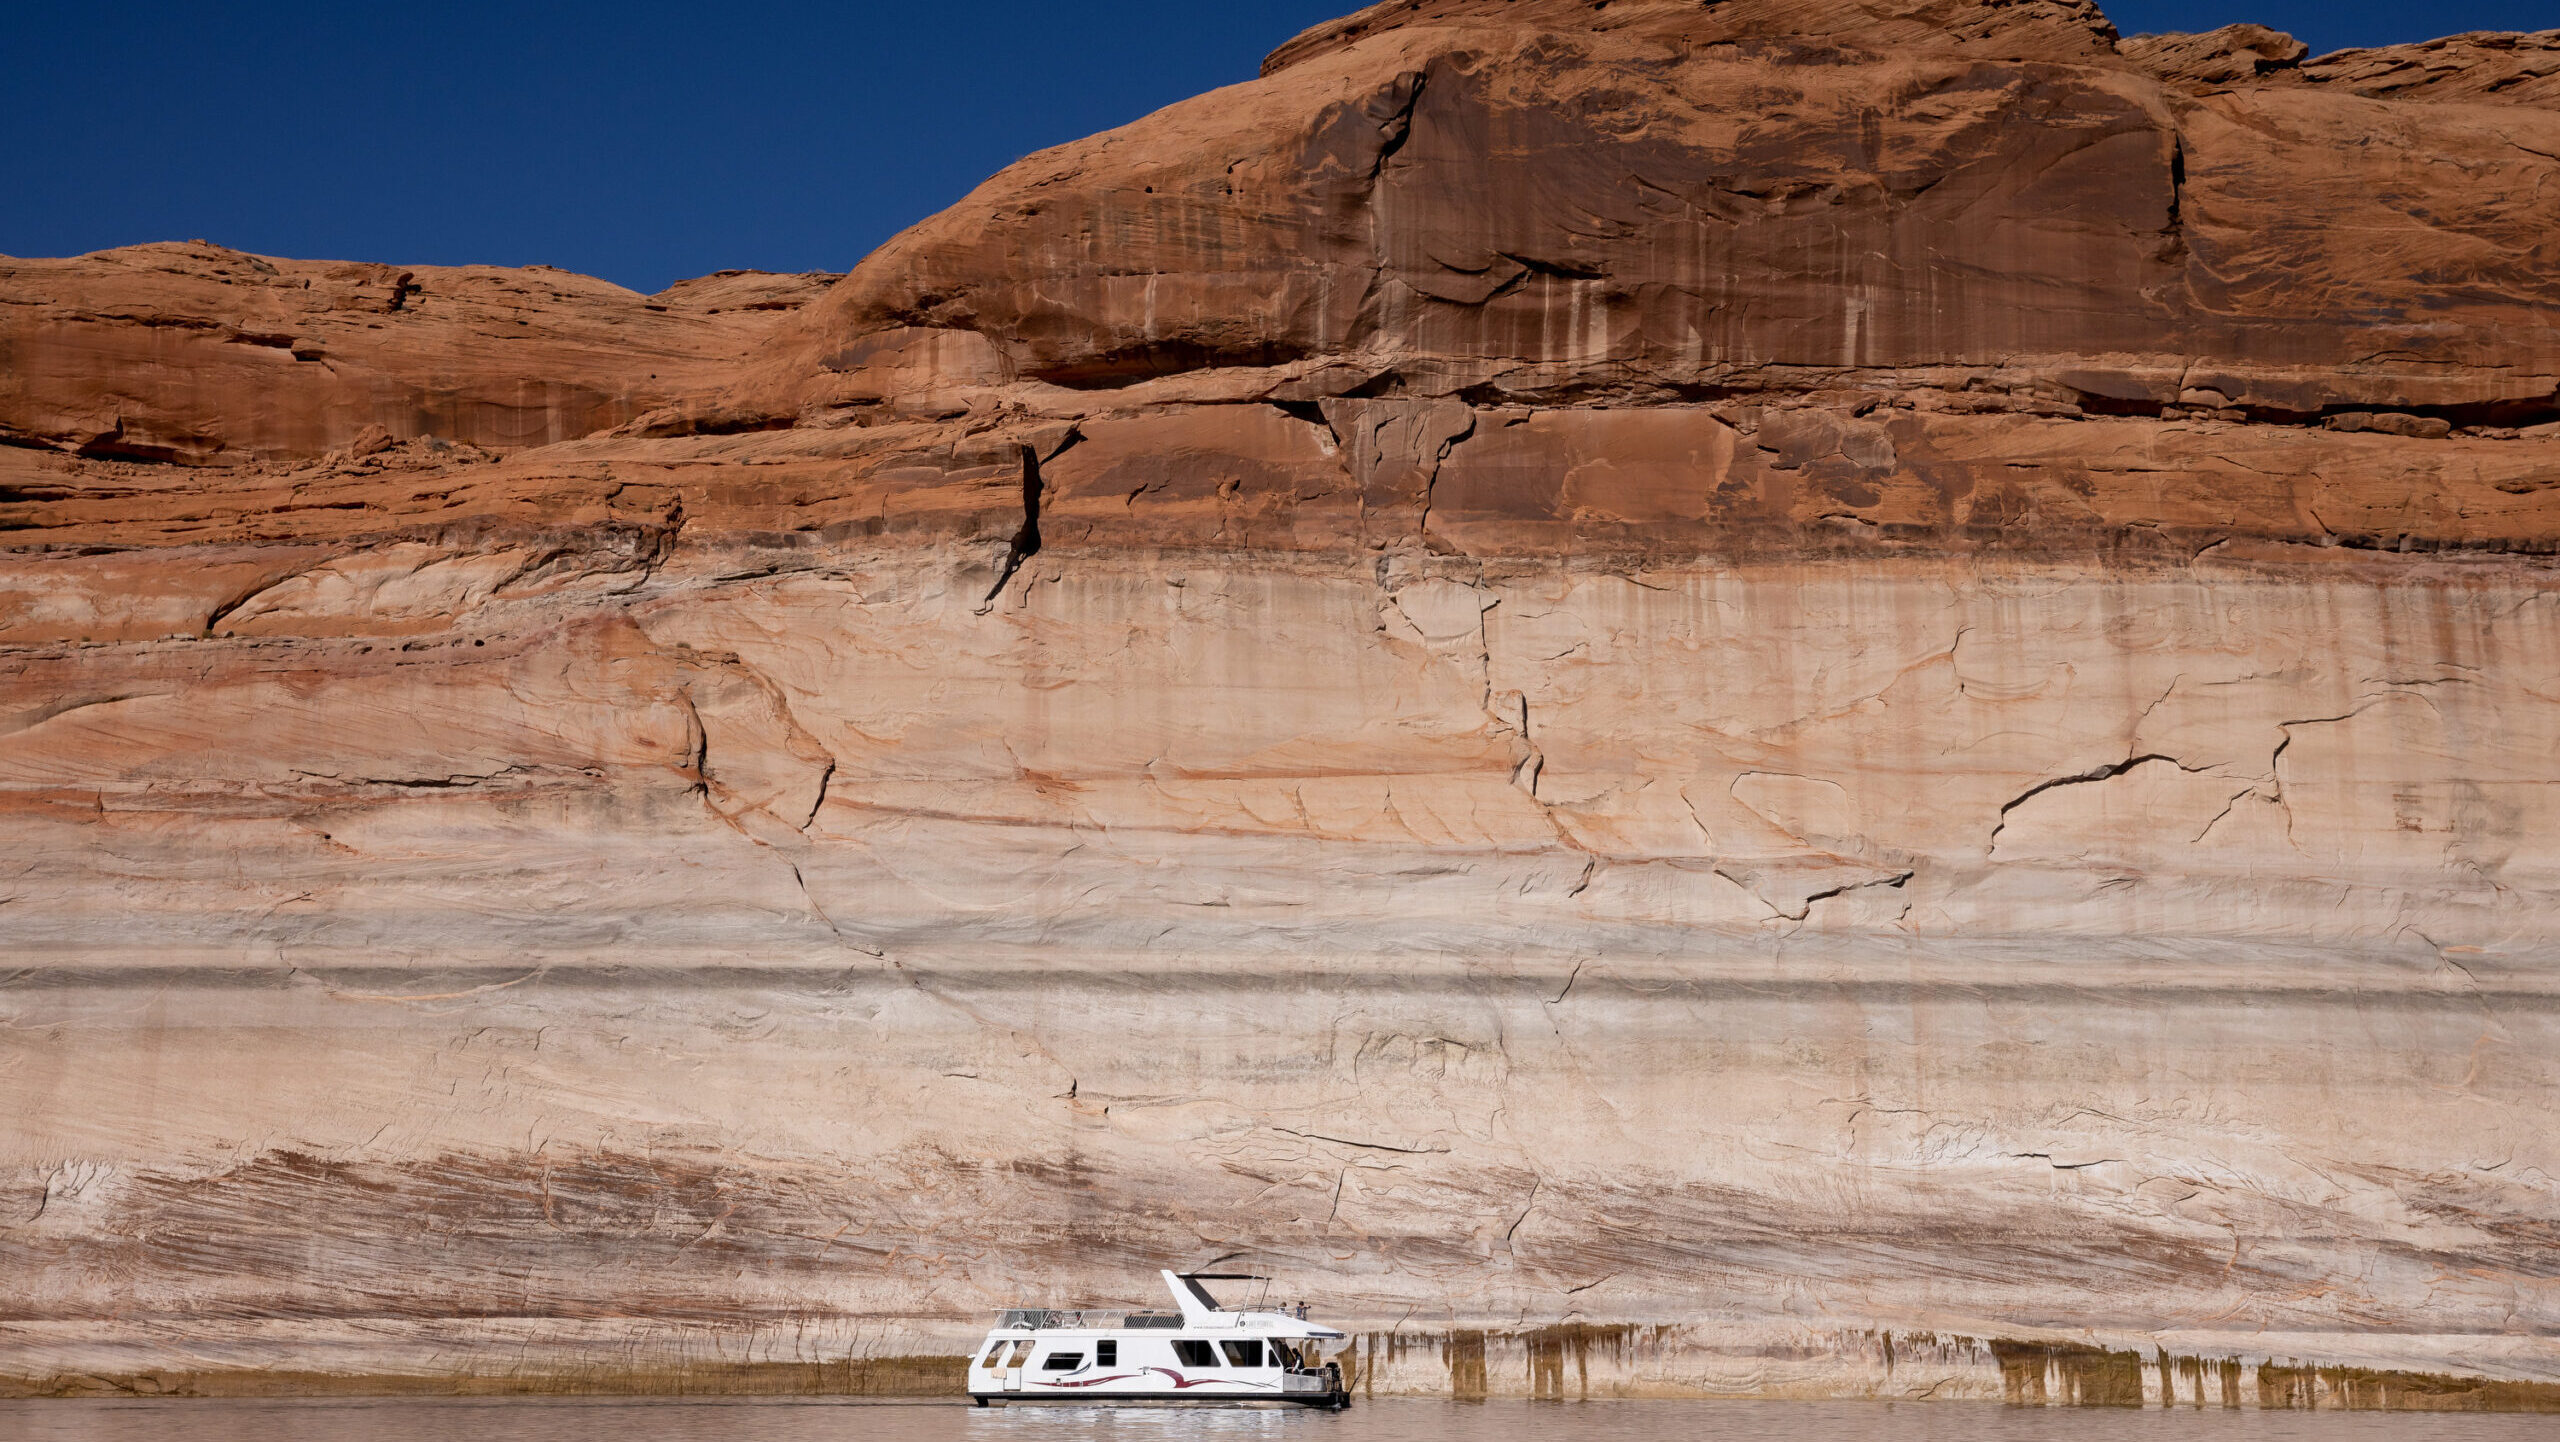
[7,1397,2559,1442]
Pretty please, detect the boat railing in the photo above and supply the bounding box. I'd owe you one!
[993,1307,1309,1332]
[996,1308,1086,1330]
[995,1307,1200,1330]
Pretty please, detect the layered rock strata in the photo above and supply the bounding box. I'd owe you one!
[4,0,2558,1405]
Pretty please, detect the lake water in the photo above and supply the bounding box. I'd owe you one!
[6,1398,2557,1442]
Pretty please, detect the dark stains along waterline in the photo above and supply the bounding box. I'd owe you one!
[9,1132,2557,1403]
[1526,1324,1644,1401]
[1990,1342,2560,1413]
[0,1147,2549,1413]
[1992,1343,2149,1408]
[16,1347,2560,1410]
[1318,1328,2560,1411]
[16,1400,2560,1442]
[2253,1361,2560,1414]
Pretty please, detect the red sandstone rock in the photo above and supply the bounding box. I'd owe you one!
[755,0,2560,436]
[2289,28,2560,107]
[0,242,838,463]
[2117,23,2306,90]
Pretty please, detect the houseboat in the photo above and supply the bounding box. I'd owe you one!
[968,1270,1350,1407]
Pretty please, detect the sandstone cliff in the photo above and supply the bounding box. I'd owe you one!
[3,0,2558,1408]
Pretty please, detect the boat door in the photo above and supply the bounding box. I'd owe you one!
[1004,1338,1033,1392]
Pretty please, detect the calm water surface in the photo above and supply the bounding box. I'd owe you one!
[6,1398,2555,1442]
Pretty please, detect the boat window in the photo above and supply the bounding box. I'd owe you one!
[1171,1339,1218,1368]
[1040,1352,1085,1372]
[1096,1340,1118,1366]
[981,1342,1007,1369]
[1221,1339,1265,1367]
[1006,1340,1036,1368]
[1270,1341,1299,1368]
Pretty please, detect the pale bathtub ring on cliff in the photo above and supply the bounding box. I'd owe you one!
[968,1270,1350,1408]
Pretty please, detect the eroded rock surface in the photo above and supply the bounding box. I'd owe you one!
[4,0,2559,1405]
[0,242,838,463]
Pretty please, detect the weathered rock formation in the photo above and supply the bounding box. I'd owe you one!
[4,0,2558,1407]
[0,243,838,464]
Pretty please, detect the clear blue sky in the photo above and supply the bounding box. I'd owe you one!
[2,2,2546,293]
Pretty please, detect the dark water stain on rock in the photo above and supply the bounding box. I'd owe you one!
[1991,1341,2149,1407]
[1338,1327,1422,1399]
[1523,1322,1640,1399]
[2162,1351,2246,1408]
[2258,1360,2560,1413]
[1991,1340,2560,1413]
[1444,1329,1487,1400]
[1343,1323,1644,1401]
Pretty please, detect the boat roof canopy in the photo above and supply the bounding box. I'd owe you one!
[986,1271,1334,1331]
[1166,1268,1272,1319]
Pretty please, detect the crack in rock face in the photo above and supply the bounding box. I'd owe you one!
[6,0,2560,1407]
